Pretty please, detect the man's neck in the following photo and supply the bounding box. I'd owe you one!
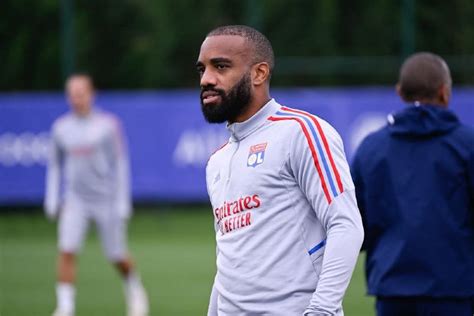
[74,107,93,117]
[232,91,271,123]
[411,100,448,109]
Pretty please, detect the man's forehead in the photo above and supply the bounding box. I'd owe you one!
[67,77,92,89]
[199,35,250,60]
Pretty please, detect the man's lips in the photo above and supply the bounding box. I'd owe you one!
[201,90,222,105]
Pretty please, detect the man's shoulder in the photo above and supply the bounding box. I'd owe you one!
[95,110,122,126]
[93,110,126,137]
[363,125,390,141]
[207,141,230,167]
[453,123,474,139]
[267,105,341,142]
[354,126,390,156]
[52,113,73,131]
[450,123,474,152]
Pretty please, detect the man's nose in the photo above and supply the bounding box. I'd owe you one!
[200,69,217,88]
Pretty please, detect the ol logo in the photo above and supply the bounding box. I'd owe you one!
[247,142,267,167]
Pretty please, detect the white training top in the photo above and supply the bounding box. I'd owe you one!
[44,109,131,218]
[206,99,364,316]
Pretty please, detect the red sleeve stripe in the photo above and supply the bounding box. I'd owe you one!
[207,141,229,164]
[281,106,344,194]
[268,116,332,204]
[271,110,340,198]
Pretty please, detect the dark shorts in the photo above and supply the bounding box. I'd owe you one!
[376,297,473,316]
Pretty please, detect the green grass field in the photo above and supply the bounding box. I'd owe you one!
[0,207,374,316]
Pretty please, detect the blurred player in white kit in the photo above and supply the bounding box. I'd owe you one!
[44,74,149,316]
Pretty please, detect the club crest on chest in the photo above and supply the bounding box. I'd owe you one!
[247,142,267,167]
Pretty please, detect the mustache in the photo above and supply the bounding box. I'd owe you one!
[200,86,225,99]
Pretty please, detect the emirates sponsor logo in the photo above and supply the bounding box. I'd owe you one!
[214,194,261,235]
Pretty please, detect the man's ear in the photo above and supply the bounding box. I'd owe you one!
[438,84,451,107]
[252,62,270,86]
[395,83,402,98]
[396,83,410,103]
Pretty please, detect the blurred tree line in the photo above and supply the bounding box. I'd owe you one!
[1,0,473,90]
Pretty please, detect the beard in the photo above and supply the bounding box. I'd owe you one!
[200,72,252,123]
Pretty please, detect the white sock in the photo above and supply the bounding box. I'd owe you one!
[56,282,75,314]
[124,271,148,314]
[124,271,142,293]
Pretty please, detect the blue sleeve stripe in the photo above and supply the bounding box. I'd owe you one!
[308,238,327,255]
[275,110,339,198]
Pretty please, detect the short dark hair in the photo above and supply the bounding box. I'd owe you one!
[207,25,275,73]
[66,72,95,90]
[398,52,451,102]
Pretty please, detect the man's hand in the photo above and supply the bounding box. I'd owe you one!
[117,206,132,220]
[45,205,61,221]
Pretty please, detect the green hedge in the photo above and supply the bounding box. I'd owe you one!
[1,0,473,90]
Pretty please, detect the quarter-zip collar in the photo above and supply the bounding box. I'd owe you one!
[227,98,280,141]
[72,107,96,121]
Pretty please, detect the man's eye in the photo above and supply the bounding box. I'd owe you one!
[197,67,204,75]
[216,64,228,70]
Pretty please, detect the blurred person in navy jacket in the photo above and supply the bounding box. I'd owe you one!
[351,52,474,316]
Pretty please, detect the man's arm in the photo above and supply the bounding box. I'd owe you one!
[289,117,364,315]
[205,161,219,316]
[350,151,368,250]
[44,128,63,220]
[110,118,132,219]
[468,147,474,210]
[207,275,218,316]
[303,191,363,316]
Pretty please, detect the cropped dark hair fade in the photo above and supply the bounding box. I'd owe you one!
[398,52,451,102]
[207,25,275,74]
[66,72,95,90]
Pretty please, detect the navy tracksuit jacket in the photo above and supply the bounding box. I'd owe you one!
[351,104,474,299]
